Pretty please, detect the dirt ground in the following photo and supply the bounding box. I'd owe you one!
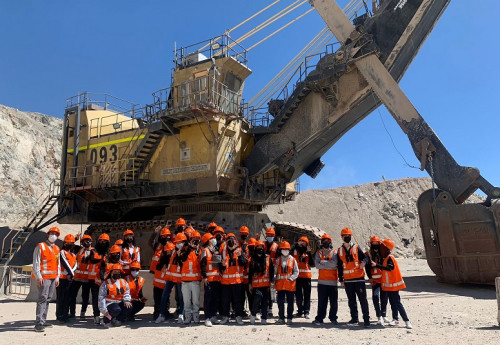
[0,259,498,345]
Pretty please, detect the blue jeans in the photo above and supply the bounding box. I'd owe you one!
[159,281,183,317]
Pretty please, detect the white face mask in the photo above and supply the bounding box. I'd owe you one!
[281,250,289,256]
[131,271,139,278]
[176,243,184,249]
[210,238,217,247]
[266,237,274,242]
[48,234,57,243]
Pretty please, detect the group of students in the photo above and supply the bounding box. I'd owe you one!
[31,219,411,332]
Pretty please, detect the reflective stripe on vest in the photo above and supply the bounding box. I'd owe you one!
[338,244,365,280]
[203,248,221,282]
[381,255,406,291]
[37,242,60,280]
[275,256,296,291]
[221,247,243,284]
[252,256,271,288]
[60,250,76,279]
[106,278,126,302]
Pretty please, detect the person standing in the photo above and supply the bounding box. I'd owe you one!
[152,242,175,320]
[88,233,110,324]
[375,238,412,329]
[180,231,202,324]
[71,233,93,320]
[56,234,77,323]
[292,236,314,319]
[313,233,339,325]
[98,264,132,327]
[121,229,141,276]
[366,236,386,325]
[248,241,274,325]
[239,225,251,317]
[275,241,298,324]
[264,227,278,317]
[337,227,371,327]
[126,261,146,320]
[200,233,222,327]
[32,227,61,332]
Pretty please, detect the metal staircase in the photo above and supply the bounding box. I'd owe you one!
[122,131,163,183]
[0,180,61,266]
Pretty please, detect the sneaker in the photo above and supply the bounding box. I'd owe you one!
[383,316,391,323]
[313,319,323,325]
[177,315,184,324]
[210,316,219,324]
[255,313,262,321]
[405,321,413,329]
[155,315,165,324]
[236,316,244,325]
[389,319,399,326]
[43,323,53,328]
[184,315,192,324]
[304,313,310,319]
[364,320,371,328]
[93,316,100,325]
[267,311,274,318]
[294,312,303,318]
[250,315,256,324]
[220,316,229,325]
[34,324,44,332]
[347,319,359,325]
[286,319,293,324]
[261,319,267,325]
[80,311,86,320]
[193,314,200,323]
[275,319,285,324]
[111,318,121,327]
[100,319,110,328]
[377,317,384,325]
[205,319,213,327]
[330,320,339,325]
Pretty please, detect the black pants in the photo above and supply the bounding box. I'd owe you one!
[153,286,164,319]
[130,300,145,317]
[315,284,338,322]
[242,283,253,313]
[56,279,74,321]
[344,280,370,322]
[277,290,294,320]
[105,302,130,322]
[382,290,409,321]
[251,287,270,319]
[71,280,90,314]
[295,278,311,315]
[221,283,243,317]
[204,281,220,319]
[372,283,385,317]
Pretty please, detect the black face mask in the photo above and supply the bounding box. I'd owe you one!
[125,237,134,243]
[343,236,351,243]
[298,245,307,253]
[321,241,331,249]
[96,241,109,255]
[256,249,264,256]
[82,241,91,248]
[63,244,73,251]
[227,239,235,247]
[371,244,380,251]
[159,237,168,245]
[109,254,120,263]
[175,227,184,234]
[191,240,200,247]
[216,234,222,242]
[241,235,248,241]
[112,274,121,280]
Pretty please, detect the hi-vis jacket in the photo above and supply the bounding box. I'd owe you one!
[98,278,131,313]
[32,242,60,280]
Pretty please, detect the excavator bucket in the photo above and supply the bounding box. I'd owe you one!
[418,189,500,284]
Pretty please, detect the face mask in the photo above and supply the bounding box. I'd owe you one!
[125,237,134,243]
[159,237,168,245]
[131,271,139,278]
[298,245,306,252]
[112,274,121,280]
[256,249,264,255]
[343,236,351,243]
[48,234,57,243]
[191,240,200,247]
[281,250,289,256]
[110,254,120,262]
[241,235,248,240]
[210,239,217,247]
[372,244,380,251]
[266,237,274,242]
[321,241,330,249]
[176,243,184,249]
[176,227,184,234]
[216,234,222,241]
[63,244,73,251]
[82,241,91,248]
[227,239,235,247]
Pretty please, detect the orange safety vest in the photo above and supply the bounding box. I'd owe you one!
[221,247,243,285]
[317,248,338,283]
[293,249,312,279]
[366,251,382,284]
[381,255,406,291]
[105,278,127,302]
[87,252,102,281]
[74,247,92,281]
[202,247,221,282]
[275,256,297,291]
[126,275,145,300]
[251,256,271,288]
[165,252,182,283]
[153,266,168,289]
[338,244,365,280]
[122,246,140,272]
[32,242,60,280]
[181,250,202,282]
[95,260,114,286]
[149,244,164,273]
[266,242,278,264]
[59,249,76,280]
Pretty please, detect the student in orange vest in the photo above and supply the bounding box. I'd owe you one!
[207,222,217,234]
[264,227,278,317]
[70,233,94,320]
[121,229,141,276]
[239,225,251,317]
[149,226,171,273]
[56,234,77,323]
[275,241,299,324]
[126,261,146,320]
[245,237,257,317]
[337,227,371,327]
[220,232,247,325]
[248,241,274,325]
[292,236,314,319]
[366,236,386,325]
[32,227,61,332]
[373,238,412,329]
[200,233,221,327]
[174,217,187,234]
[155,232,187,324]
[180,230,202,324]
[152,242,175,320]
[98,264,132,327]
[313,233,339,325]
[88,233,110,324]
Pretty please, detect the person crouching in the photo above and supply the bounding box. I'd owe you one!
[98,264,132,327]
[126,261,146,321]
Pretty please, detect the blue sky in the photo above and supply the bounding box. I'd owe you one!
[1,0,499,192]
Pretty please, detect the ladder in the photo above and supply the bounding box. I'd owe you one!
[122,131,163,183]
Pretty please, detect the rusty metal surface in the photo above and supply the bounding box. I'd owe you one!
[273,221,326,253]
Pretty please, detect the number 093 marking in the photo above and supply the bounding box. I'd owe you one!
[89,144,117,164]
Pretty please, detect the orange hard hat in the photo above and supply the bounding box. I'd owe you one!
[227,233,236,239]
[115,239,123,246]
[265,228,275,237]
[213,226,225,234]
[176,218,186,227]
[164,242,175,251]
[109,245,121,254]
[64,234,75,243]
[239,226,250,235]
[191,231,201,240]
[255,240,265,248]
[208,222,217,229]
[248,238,257,247]
[98,233,110,242]
[279,241,291,250]
[130,262,141,270]
[48,227,60,236]
[81,234,92,242]
[160,227,171,237]
[341,227,353,236]
[382,238,395,251]
[370,236,381,244]
[123,229,135,237]
[110,263,123,272]
[202,233,214,245]
[298,236,309,245]
[174,233,188,243]
[184,227,194,238]
[321,233,332,241]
